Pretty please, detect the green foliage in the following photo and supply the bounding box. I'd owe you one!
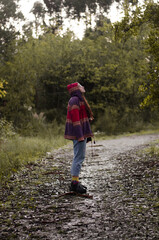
[0,78,7,98]
[0,122,67,182]
[31,1,46,19]
[0,38,40,126]
[95,107,118,135]
[44,0,113,18]
[0,118,16,142]
[0,21,152,131]
[140,3,159,109]
[43,0,138,20]
[0,2,159,135]
[144,140,159,157]
[114,2,159,110]
[19,112,65,137]
[0,0,24,58]
[139,67,159,109]
[94,105,146,135]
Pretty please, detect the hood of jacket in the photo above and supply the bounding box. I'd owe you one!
[67,82,83,101]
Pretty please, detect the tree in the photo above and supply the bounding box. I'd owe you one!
[0,38,38,126]
[114,2,159,109]
[43,0,138,18]
[0,0,24,58]
[44,0,113,17]
[1,8,155,133]
[31,1,46,36]
[0,32,76,125]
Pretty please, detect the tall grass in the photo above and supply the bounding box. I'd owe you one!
[0,118,67,183]
[0,135,67,182]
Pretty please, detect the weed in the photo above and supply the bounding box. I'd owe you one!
[0,133,67,183]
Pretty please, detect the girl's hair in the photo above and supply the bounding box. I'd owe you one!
[82,94,94,119]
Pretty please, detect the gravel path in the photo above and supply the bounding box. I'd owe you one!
[0,134,159,239]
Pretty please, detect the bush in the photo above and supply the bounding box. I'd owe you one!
[94,108,118,135]
[94,107,147,135]
[0,118,17,142]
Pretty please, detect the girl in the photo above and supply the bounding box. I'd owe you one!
[64,82,94,193]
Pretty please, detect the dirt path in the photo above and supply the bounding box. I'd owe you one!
[0,134,159,239]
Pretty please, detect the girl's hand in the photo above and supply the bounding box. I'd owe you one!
[89,116,94,121]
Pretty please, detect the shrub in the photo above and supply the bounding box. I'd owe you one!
[0,118,17,142]
[94,107,147,135]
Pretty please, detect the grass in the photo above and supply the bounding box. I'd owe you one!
[144,139,159,156]
[0,134,67,183]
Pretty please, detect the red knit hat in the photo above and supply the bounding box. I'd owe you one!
[67,82,79,93]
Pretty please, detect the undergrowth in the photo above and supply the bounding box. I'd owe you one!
[0,118,67,183]
[0,135,67,183]
[144,140,159,156]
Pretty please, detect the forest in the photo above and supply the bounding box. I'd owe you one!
[0,0,159,180]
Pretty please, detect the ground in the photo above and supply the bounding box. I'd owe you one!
[0,134,159,239]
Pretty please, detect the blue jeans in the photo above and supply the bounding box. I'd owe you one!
[71,139,87,176]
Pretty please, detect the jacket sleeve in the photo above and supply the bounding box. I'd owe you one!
[70,104,84,141]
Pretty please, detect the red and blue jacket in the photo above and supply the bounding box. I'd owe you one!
[64,83,93,141]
